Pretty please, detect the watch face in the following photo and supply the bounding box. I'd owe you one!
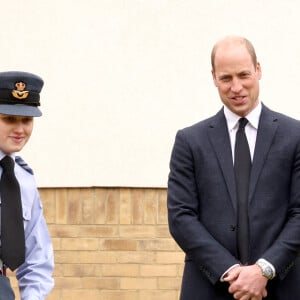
[264,266,273,278]
[257,260,274,279]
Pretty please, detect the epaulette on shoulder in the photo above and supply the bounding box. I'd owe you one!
[15,156,34,175]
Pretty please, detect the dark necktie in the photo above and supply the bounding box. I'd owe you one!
[0,156,25,270]
[234,118,251,264]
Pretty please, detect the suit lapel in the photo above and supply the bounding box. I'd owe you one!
[207,109,237,211]
[249,105,279,202]
[207,105,279,210]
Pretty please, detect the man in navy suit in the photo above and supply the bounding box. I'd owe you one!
[167,36,300,299]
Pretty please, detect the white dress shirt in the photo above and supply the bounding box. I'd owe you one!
[223,101,261,163]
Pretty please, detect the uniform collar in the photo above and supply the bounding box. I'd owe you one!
[0,151,15,161]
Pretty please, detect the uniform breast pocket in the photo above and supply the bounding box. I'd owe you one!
[22,205,32,230]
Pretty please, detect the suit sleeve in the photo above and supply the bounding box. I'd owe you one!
[261,137,300,280]
[167,130,239,284]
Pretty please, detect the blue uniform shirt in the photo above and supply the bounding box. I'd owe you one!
[0,152,54,300]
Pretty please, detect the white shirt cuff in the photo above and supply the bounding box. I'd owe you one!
[220,264,240,282]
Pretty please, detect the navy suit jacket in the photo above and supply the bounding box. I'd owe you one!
[168,105,300,299]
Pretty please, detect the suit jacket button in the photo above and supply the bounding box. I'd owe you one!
[230,225,236,231]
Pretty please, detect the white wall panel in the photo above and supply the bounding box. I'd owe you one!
[0,1,299,187]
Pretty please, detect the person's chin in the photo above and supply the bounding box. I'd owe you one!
[8,144,25,153]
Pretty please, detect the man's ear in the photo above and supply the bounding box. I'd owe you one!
[256,62,262,80]
[211,70,218,87]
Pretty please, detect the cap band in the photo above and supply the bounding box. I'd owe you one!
[0,89,40,106]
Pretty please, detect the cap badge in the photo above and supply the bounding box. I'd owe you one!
[11,81,29,100]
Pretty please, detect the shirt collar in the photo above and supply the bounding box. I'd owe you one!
[0,151,15,161]
[223,102,262,130]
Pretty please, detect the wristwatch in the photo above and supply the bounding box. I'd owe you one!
[256,259,275,280]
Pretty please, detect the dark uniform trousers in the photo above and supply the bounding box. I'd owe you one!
[0,275,14,300]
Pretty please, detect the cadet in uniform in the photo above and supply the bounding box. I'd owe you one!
[0,71,54,299]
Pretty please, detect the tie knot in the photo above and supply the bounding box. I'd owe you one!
[238,118,248,129]
[0,156,15,173]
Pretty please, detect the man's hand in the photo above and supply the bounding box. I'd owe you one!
[223,264,268,300]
